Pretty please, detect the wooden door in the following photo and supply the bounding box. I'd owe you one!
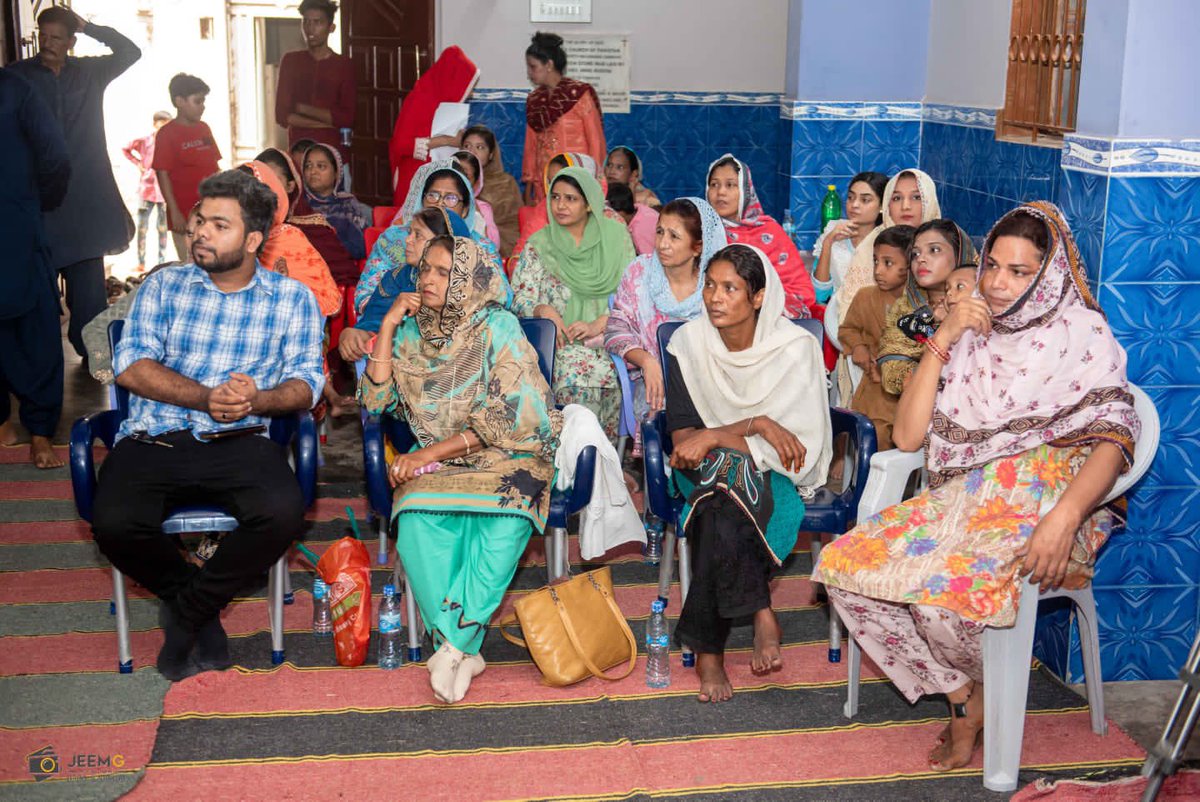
[341,0,434,205]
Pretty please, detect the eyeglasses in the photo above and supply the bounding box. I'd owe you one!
[424,191,462,207]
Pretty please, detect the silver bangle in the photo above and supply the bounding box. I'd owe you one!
[460,432,471,456]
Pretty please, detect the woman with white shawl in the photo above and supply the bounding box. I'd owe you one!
[665,243,832,703]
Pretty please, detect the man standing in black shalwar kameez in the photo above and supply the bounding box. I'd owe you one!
[0,70,71,467]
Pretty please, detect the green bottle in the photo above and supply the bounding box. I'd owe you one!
[820,184,842,232]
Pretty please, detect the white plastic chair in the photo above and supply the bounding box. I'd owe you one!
[840,384,1159,792]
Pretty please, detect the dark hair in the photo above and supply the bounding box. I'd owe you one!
[605,182,635,215]
[848,171,889,225]
[875,224,917,255]
[660,199,704,267]
[913,218,968,263]
[37,7,77,32]
[421,234,455,264]
[298,0,338,21]
[550,174,587,205]
[709,244,766,298]
[153,110,173,124]
[608,146,640,175]
[168,73,210,102]
[255,149,295,184]
[461,125,497,155]
[291,138,317,155]
[197,170,277,255]
[708,156,741,180]
[412,207,452,238]
[526,32,566,73]
[423,169,470,203]
[452,150,481,185]
[986,209,1050,259]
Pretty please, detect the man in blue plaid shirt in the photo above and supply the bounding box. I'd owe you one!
[92,170,324,681]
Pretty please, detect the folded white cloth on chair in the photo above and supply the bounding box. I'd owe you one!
[554,404,646,560]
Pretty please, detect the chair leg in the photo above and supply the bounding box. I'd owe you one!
[828,604,843,664]
[398,560,423,662]
[269,555,286,665]
[283,551,294,605]
[376,515,389,566]
[656,525,676,604]
[678,530,694,668]
[546,526,568,582]
[112,569,133,674]
[556,526,569,579]
[981,584,1040,792]
[1072,588,1108,735]
[544,530,557,584]
[844,637,861,718]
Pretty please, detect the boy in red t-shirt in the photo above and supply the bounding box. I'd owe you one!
[153,73,222,260]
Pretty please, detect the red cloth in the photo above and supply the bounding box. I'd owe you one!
[388,46,479,206]
[151,119,221,230]
[293,218,359,286]
[724,217,816,315]
[275,50,355,160]
[525,77,600,133]
[122,133,162,203]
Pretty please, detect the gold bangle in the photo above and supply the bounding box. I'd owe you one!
[367,354,390,364]
[744,416,755,436]
[460,432,471,456]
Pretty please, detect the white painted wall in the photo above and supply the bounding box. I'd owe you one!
[437,0,789,92]
[923,0,1010,107]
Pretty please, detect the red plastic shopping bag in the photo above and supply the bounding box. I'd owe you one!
[317,536,372,666]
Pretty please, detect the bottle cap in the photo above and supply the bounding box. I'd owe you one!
[313,578,326,589]
[382,583,396,597]
[828,184,836,190]
[651,599,665,613]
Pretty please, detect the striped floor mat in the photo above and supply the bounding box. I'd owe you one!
[2,459,1147,800]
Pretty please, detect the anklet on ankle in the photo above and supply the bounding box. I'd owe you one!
[950,683,974,718]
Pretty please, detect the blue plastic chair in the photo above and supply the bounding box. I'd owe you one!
[69,321,319,672]
[361,317,597,660]
[641,319,877,665]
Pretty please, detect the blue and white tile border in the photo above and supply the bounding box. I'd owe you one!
[780,100,922,122]
[471,88,783,106]
[1062,135,1200,177]
[922,103,998,129]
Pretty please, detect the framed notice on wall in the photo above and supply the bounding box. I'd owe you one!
[562,34,630,114]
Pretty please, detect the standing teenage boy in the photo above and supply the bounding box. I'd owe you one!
[153,74,222,260]
[275,0,355,164]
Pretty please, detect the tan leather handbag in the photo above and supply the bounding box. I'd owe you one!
[500,566,638,686]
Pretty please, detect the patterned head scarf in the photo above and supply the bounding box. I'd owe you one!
[901,219,979,311]
[527,166,635,325]
[928,201,1139,481]
[543,152,605,195]
[413,236,508,348]
[643,197,728,319]
[395,160,479,231]
[707,153,764,224]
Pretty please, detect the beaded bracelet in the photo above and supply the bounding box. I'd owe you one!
[925,338,951,365]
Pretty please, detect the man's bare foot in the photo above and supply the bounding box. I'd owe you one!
[0,420,21,447]
[751,608,784,675]
[695,652,732,703]
[30,436,63,469]
[328,395,358,418]
[931,683,985,771]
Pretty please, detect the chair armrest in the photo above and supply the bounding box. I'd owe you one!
[608,354,637,439]
[641,411,676,522]
[268,411,317,508]
[70,410,122,523]
[829,407,878,522]
[857,448,925,520]
[363,414,393,519]
[562,445,597,517]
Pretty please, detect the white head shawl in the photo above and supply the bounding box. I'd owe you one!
[667,244,832,493]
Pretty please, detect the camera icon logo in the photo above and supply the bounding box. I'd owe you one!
[27,745,60,781]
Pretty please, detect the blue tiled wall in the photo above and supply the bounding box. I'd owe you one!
[467,91,784,216]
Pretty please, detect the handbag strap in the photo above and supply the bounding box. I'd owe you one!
[551,572,638,681]
[499,613,527,649]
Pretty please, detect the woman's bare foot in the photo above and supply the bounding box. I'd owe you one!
[0,420,21,447]
[751,608,784,675]
[930,682,985,771]
[695,652,732,703]
[30,436,63,469]
[927,723,953,767]
[327,394,358,418]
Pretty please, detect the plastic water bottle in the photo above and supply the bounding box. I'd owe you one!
[312,578,333,635]
[378,584,403,669]
[643,516,664,565]
[645,599,671,688]
[781,209,799,250]
[820,184,842,232]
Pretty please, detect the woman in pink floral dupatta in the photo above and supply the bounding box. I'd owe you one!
[813,202,1140,772]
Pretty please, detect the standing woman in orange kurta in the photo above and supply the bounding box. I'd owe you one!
[522,32,607,208]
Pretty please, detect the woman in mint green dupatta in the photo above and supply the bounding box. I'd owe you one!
[510,166,636,438]
[360,235,562,704]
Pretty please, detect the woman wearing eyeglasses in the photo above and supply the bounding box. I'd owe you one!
[355,161,500,319]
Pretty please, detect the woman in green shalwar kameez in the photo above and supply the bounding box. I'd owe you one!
[360,235,563,704]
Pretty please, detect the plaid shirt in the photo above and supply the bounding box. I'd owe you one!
[114,263,325,441]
